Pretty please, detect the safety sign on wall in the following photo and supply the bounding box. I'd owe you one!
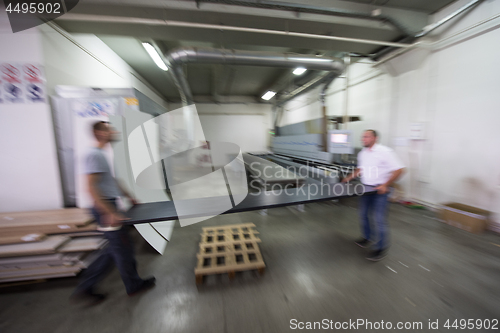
[0,63,46,104]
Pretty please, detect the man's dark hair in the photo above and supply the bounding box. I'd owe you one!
[92,121,109,132]
[366,129,378,138]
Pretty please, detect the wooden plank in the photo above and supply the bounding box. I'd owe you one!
[195,249,265,275]
[0,233,46,245]
[200,232,261,245]
[0,264,81,277]
[0,223,97,236]
[0,264,67,274]
[0,279,47,288]
[198,240,261,256]
[0,273,76,284]
[0,266,81,282]
[57,237,107,253]
[0,253,91,271]
[0,260,68,270]
[202,229,260,236]
[202,223,256,232]
[0,208,91,227]
[200,224,261,249]
[61,252,85,262]
[0,236,70,258]
[0,253,63,265]
[56,231,102,238]
[75,251,100,268]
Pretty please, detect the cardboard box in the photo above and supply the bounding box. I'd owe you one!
[440,203,489,234]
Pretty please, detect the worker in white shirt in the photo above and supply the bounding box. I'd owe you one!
[342,130,405,261]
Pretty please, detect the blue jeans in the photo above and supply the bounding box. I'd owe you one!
[75,200,144,294]
[359,192,390,251]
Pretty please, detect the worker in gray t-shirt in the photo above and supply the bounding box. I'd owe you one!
[85,146,122,206]
[72,121,155,304]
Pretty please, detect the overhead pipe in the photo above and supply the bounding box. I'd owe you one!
[168,64,193,106]
[373,0,483,60]
[166,48,346,72]
[415,0,483,38]
[276,71,341,107]
[371,35,417,61]
[372,42,422,67]
[198,0,413,36]
[163,47,345,105]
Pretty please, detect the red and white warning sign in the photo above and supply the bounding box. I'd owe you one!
[1,63,24,103]
[23,63,46,103]
[0,63,46,104]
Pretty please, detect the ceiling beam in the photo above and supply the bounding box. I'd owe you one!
[59,13,412,48]
[72,0,429,33]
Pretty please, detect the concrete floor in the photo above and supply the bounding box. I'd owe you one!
[1,198,499,333]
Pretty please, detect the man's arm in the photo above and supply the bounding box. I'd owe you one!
[375,168,405,194]
[115,180,138,206]
[341,168,361,183]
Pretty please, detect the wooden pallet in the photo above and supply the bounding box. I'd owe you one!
[201,223,257,233]
[195,223,265,284]
[200,223,261,246]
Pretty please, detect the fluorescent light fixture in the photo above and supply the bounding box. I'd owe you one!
[261,91,276,100]
[142,42,168,71]
[293,67,307,75]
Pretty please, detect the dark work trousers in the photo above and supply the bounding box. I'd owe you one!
[359,191,390,251]
[75,199,144,295]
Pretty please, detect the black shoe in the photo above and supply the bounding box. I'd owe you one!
[128,277,156,296]
[71,289,107,305]
[355,238,371,248]
[366,249,388,261]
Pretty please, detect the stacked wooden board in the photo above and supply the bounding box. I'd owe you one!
[195,223,265,284]
[0,209,106,283]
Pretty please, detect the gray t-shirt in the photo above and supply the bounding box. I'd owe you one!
[84,147,122,199]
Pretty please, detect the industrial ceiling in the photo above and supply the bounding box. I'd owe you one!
[54,0,461,103]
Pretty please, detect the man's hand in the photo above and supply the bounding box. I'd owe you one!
[128,196,138,206]
[102,212,129,227]
[341,168,360,184]
[375,168,404,195]
[375,184,388,194]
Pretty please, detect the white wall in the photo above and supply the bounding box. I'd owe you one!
[0,11,64,212]
[280,0,500,227]
[39,26,167,108]
[0,14,170,212]
[196,103,273,152]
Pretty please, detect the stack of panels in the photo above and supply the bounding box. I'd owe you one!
[0,208,99,239]
[0,209,107,283]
